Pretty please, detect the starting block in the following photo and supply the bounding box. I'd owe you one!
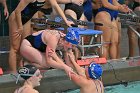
[69,27,103,59]
[54,15,103,29]
[0,67,3,75]
[77,58,107,66]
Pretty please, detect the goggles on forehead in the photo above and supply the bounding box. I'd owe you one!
[16,73,41,84]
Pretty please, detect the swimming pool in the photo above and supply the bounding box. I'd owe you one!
[65,81,140,93]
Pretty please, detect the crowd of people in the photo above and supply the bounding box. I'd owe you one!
[0,0,140,93]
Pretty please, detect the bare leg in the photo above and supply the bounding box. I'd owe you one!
[20,40,49,68]
[127,26,136,57]
[95,12,112,59]
[109,20,119,59]
[116,18,121,58]
[134,7,140,56]
[8,14,21,73]
[138,28,140,55]
[17,20,32,67]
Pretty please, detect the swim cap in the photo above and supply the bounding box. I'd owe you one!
[18,65,38,80]
[88,63,103,79]
[65,27,80,45]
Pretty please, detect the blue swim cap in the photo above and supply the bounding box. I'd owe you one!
[65,28,80,45]
[88,63,103,79]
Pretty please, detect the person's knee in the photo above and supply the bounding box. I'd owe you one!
[128,32,136,40]
[110,40,118,46]
[95,12,110,22]
[10,45,19,53]
[102,43,110,49]
[110,38,119,46]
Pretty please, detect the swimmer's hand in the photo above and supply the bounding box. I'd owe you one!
[65,20,74,27]
[64,65,75,80]
[119,5,131,13]
[4,7,9,20]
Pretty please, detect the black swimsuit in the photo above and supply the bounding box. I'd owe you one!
[11,0,45,25]
[25,32,47,52]
[21,0,45,24]
[64,3,84,20]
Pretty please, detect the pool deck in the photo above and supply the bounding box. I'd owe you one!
[0,57,140,93]
[0,27,139,93]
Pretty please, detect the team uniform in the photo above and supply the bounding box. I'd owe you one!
[98,0,119,21]
[64,3,84,20]
[25,32,46,52]
[11,0,45,25]
[83,0,93,21]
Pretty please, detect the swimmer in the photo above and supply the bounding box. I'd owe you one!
[14,64,42,93]
[8,0,75,73]
[20,29,80,77]
[67,51,104,93]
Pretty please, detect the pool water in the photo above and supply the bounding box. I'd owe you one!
[65,81,140,93]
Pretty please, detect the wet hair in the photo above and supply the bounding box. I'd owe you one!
[18,65,38,80]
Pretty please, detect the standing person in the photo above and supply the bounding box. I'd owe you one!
[20,28,80,76]
[95,0,130,59]
[64,0,85,21]
[37,0,84,18]
[127,0,140,57]
[0,0,9,20]
[64,0,87,60]
[67,51,104,93]
[14,64,42,93]
[8,0,78,73]
[92,0,102,19]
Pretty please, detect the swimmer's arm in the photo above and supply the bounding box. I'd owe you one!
[101,0,119,10]
[46,53,66,69]
[15,0,33,28]
[70,72,87,87]
[68,53,86,77]
[113,0,122,6]
[48,0,70,26]
[113,0,130,12]
[44,35,69,69]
